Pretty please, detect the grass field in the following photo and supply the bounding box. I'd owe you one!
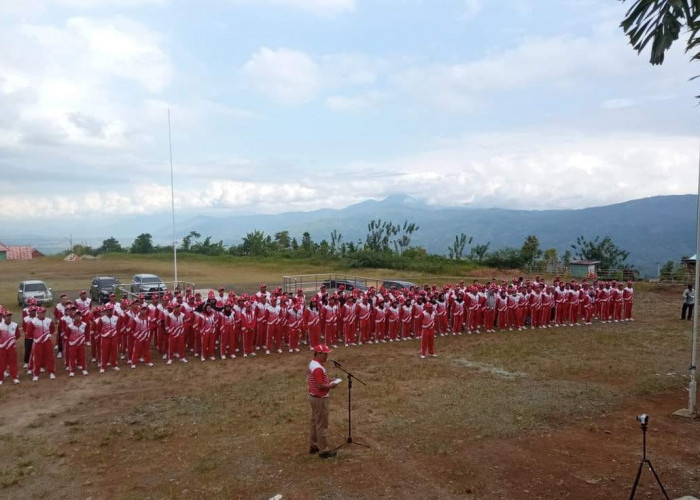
[0,256,698,499]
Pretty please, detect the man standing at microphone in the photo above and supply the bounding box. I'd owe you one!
[307,344,339,459]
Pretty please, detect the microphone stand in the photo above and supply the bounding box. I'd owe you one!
[331,360,369,451]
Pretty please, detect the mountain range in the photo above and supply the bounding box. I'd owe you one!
[3,194,696,276]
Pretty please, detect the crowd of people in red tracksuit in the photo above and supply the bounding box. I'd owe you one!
[0,276,634,384]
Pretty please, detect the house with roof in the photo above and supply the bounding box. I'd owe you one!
[0,241,44,261]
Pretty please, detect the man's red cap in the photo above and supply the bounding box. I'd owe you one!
[313,344,332,353]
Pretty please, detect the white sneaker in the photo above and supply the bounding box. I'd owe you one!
[266,350,271,355]
[289,349,294,353]
[32,376,38,382]
[167,360,173,365]
[131,365,136,369]
[294,349,300,352]
[231,354,236,359]
[181,358,188,363]
[243,354,248,358]
[91,358,97,363]
[277,349,283,354]
[209,357,215,361]
[113,367,120,371]
[13,378,20,384]
[0,380,3,386]
[99,369,105,373]
[69,372,75,377]
[221,355,227,360]
[56,352,63,359]
[22,363,28,369]
[82,370,88,376]
[49,373,56,380]
[432,354,438,358]
[420,355,426,359]
[147,363,154,367]
[201,357,205,362]
[162,354,167,360]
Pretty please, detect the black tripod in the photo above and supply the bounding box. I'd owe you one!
[331,360,369,451]
[629,418,669,500]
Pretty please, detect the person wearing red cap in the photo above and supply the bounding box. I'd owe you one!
[611,283,624,322]
[130,306,154,368]
[287,303,303,352]
[386,300,400,341]
[26,307,56,381]
[52,295,68,359]
[66,311,89,377]
[356,296,372,344]
[623,281,635,321]
[264,296,283,355]
[96,304,120,372]
[21,305,37,370]
[420,302,437,359]
[166,303,187,364]
[451,294,465,334]
[0,310,21,385]
[254,295,268,351]
[412,297,424,340]
[322,296,339,348]
[373,300,387,343]
[340,296,357,346]
[307,344,339,458]
[400,297,413,340]
[304,298,322,349]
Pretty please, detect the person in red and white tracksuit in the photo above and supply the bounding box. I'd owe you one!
[322,297,339,348]
[219,303,236,359]
[304,299,321,349]
[264,296,282,354]
[255,295,268,351]
[400,298,413,339]
[26,307,56,381]
[374,300,387,342]
[623,281,635,321]
[66,311,89,377]
[97,304,120,372]
[420,302,437,359]
[356,296,372,344]
[130,306,154,368]
[198,304,218,361]
[241,301,257,357]
[340,297,357,346]
[0,310,20,385]
[166,303,187,364]
[21,306,37,370]
[287,304,303,352]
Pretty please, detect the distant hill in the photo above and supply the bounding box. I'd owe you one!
[4,194,696,276]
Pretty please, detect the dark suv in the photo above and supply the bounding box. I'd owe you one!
[90,276,119,304]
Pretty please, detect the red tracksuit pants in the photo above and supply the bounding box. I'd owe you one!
[288,327,300,350]
[131,339,152,365]
[308,324,321,348]
[374,320,386,341]
[256,322,266,348]
[388,321,399,340]
[201,331,216,358]
[68,344,86,373]
[324,323,337,346]
[33,341,55,376]
[221,326,235,357]
[242,327,256,354]
[420,329,435,356]
[343,322,356,344]
[169,335,185,360]
[624,301,633,320]
[613,301,623,321]
[452,313,464,333]
[266,324,281,351]
[0,347,18,381]
[484,309,495,330]
[100,336,118,369]
[400,320,411,338]
[359,320,371,342]
[497,309,508,330]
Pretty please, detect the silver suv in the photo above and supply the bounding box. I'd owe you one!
[130,274,167,296]
[18,280,53,307]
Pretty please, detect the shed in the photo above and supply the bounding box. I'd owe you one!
[569,260,600,278]
[0,242,7,261]
[0,242,44,261]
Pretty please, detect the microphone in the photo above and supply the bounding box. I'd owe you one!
[330,359,342,367]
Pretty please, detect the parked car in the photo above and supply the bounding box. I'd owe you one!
[321,279,368,292]
[382,280,417,290]
[90,276,120,304]
[17,280,53,307]
[130,274,167,296]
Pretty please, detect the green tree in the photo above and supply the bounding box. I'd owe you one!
[468,242,490,263]
[392,220,420,256]
[181,231,201,252]
[543,248,559,271]
[130,233,155,254]
[571,235,630,270]
[301,232,313,256]
[660,260,675,276]
[483,247,525,269]
[521,235,542,266]
[274,231,291,251]
[621,0,699,66]
[330,230,343,256]
[96,237,123,254]
[447,233,472,260]
[364,219,397,252]
[239,230,273,256]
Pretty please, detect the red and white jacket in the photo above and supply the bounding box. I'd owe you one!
[0,321,19,349]
[67,322,87,347]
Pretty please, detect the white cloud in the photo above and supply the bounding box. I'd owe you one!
[325,91,384,112]
[229,0,355,17]
[2,129,696,219]
[55,0,167,7]
[0,15,171,149]
[462,0,482,20]
[242,47,322,104]
[242,47,378,104]
[601,98,635,109]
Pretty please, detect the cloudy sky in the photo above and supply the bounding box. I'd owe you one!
[1,0,699,222]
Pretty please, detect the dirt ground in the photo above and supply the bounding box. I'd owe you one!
[0,258,699,499]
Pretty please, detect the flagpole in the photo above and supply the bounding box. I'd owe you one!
[168,109,178,287]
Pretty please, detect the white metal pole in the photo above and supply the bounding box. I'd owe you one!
[168,109,178,287]
[688,137,700,416]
